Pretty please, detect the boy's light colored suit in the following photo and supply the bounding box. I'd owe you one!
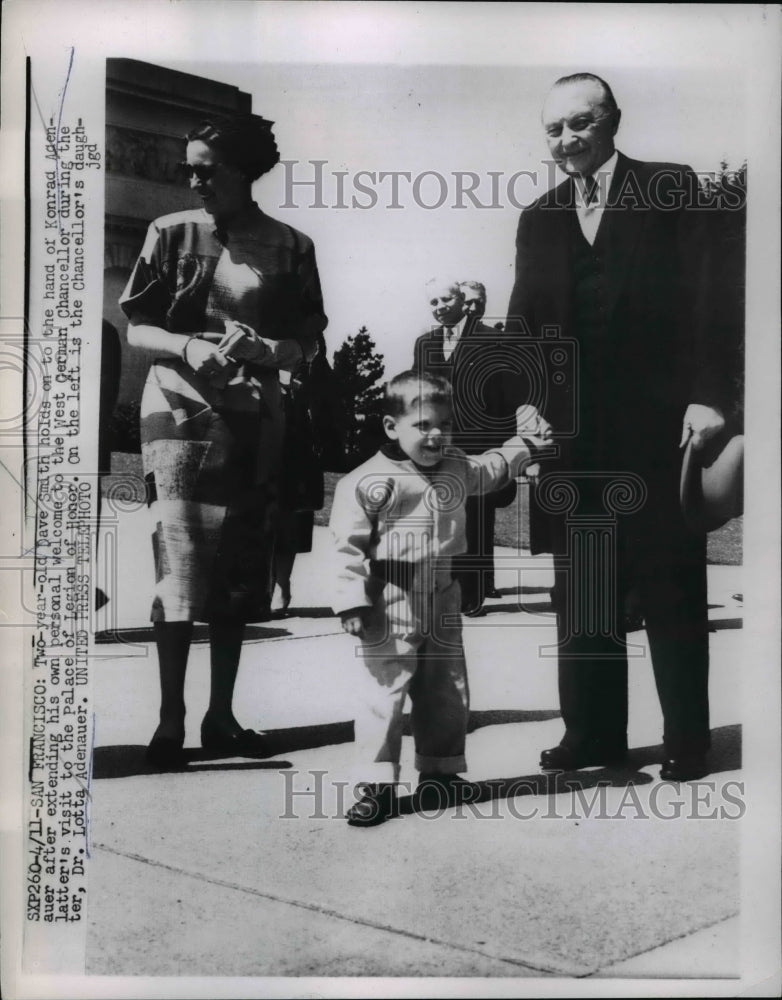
[330,438,532,782]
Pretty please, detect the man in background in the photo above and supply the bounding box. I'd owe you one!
[458,279,487,329]
[414,278,520,614]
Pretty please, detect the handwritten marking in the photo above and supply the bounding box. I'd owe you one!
[85,710,95,858]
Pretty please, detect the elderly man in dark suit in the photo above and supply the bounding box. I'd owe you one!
[414,278,521,615]
[507,73,731,781]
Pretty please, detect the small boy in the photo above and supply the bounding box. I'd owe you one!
[329,370,546,826]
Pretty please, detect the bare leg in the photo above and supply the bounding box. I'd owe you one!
[152,620,193,743]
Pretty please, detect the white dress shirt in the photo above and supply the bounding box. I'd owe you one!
[441,315,468,361]
[575,150,619,246]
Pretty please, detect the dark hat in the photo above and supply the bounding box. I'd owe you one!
[680,430,743,533]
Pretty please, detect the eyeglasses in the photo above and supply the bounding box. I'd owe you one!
[179,163,219,182]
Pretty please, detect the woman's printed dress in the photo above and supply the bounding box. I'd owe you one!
[119,205,327,622]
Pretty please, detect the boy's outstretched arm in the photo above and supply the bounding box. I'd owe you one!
[466,407,557,496]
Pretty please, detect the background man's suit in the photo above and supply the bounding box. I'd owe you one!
[413,320,520,611]
[507,153,733,759]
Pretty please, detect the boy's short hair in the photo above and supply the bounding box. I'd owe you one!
[384,370,453,418]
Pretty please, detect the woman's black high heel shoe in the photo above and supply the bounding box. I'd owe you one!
[200,716,272,757]
[146,732,187,770]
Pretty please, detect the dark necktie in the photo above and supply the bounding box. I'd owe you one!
[583,174,598,206]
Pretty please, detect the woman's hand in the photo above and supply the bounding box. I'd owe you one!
[219,321,270,363]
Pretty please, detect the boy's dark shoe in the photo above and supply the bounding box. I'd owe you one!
[414,772,473,810]
[346,783,397,827]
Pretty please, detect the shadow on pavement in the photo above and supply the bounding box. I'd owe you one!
[702,722,742,769]
[708,618,742,631]
[395,767,655,817]
[92,720,740,783]
[93,722,356,778]
[94,624,291,644]
[494,585,555,597]
[91,744,293,778]
[484,601,555,615]
[93,710,563,778]
[466,708,561,731]
[271,606,336,620]
[394,723,742,818]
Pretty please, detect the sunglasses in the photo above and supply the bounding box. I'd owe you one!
[179,162,220,182]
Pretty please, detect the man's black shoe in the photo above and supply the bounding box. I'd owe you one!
[660,755,709,782]
[346,783,397,827]
[539,745,627,772]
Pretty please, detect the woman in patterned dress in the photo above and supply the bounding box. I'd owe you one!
[120,114,327,767]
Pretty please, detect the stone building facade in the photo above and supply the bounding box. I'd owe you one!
[103,59,258,412]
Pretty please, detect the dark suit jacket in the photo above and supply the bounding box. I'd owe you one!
[506,153,734,550]
[413,320,522,454]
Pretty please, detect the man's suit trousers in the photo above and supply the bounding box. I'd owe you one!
[552,506,710,759]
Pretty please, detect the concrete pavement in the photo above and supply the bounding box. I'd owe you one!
[86,517,744,983]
